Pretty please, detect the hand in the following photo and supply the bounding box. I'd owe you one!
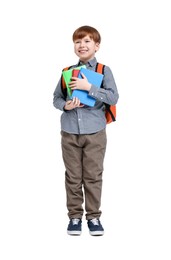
[64,98,84,110]
[69,73,91,91]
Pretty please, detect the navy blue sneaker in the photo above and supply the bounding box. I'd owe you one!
[87,218,104,236]
[67,218,82,235]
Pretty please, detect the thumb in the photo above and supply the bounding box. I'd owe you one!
[80,73,87,80]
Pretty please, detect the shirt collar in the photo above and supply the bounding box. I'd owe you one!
[78,57,97,67]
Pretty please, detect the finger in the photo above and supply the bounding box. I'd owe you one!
[66,100,72,105]
[80,73,86,79]
[81,73,86,79]
[73,97,80,106]
[78,104,84,107]
[71,77,77,81]
[69,81,75,86]
[72,97,77,105]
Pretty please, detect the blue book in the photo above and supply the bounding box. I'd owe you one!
[71,67,104,107]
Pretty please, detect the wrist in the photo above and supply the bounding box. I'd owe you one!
[87,83,92,91]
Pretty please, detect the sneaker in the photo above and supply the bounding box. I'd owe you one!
[87,218,104,236]
[67,218,82,235]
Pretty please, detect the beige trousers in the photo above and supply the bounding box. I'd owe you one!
[61,129,107,220]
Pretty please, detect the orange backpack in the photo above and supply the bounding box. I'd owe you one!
[61,63,116,124]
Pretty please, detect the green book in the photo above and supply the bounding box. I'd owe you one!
[62,65,86,97]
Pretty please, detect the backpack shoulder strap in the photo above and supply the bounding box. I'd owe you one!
[96,63,116,123]
[95,63,105,88]
[95,62,105,74]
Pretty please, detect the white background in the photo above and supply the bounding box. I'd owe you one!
[0,0,171,259]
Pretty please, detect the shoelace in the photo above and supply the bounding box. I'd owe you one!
[72,218,80,225]
[90,218,99,225]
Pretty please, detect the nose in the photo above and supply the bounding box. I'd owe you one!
[80,40,85,47]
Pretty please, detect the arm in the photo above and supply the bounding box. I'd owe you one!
[53,76,84,111]
[53,77,67,111]
[68,65,119,105]
[89,65,119,105]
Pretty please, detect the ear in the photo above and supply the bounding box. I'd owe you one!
[95,42,100,52]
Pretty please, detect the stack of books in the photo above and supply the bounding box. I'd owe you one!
[62,67,104,107]
[62,65,86,97]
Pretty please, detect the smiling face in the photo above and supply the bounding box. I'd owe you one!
[74,35,100,63]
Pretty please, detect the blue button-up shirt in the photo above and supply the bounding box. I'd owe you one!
[53,57,119,134]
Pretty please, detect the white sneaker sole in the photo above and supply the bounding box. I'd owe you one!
[67,230,82,235]
[89,230,104,236]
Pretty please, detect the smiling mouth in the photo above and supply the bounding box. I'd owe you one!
[79,50,87,53]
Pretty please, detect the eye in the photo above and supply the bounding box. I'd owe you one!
[75,40,81,44]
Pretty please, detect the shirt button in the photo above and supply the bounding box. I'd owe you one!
[100,97,103,100]
[92,92,94,95]
[78,118,81,121]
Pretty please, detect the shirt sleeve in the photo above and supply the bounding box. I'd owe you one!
[88,65,119,105]
[53,77,67,111]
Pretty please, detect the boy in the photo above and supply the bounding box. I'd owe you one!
[53,25,119,236]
